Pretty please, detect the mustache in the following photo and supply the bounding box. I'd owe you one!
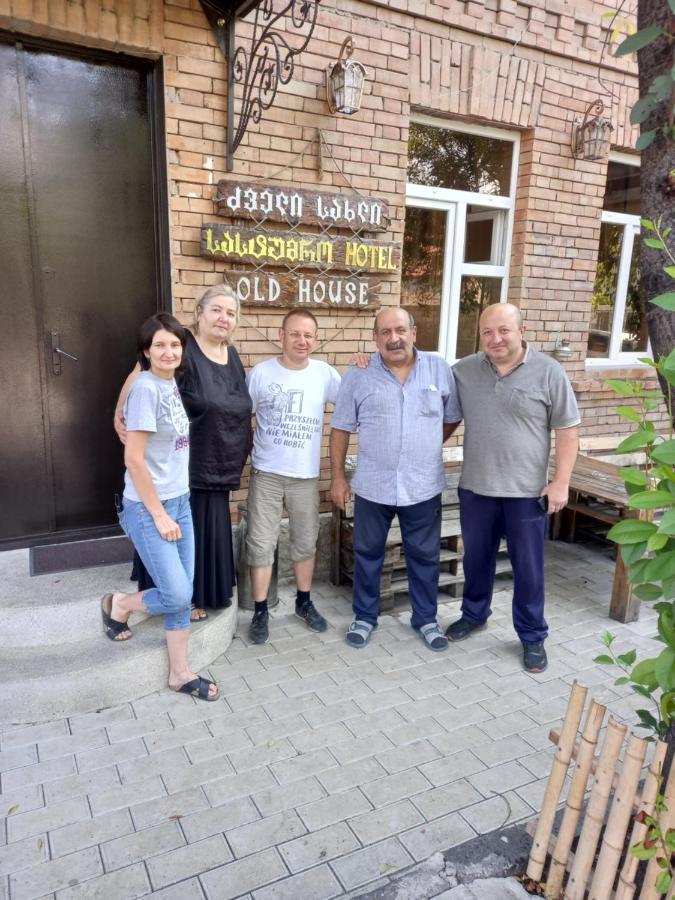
[386,341,405,351]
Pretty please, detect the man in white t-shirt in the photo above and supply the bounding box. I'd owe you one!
[246,310,341,644]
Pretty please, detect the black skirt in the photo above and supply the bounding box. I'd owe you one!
[131,488,236,610]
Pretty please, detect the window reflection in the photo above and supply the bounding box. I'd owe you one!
[620,237,646,352]
[588,223,621,357]
[464,206,506,264]
[603,161,640,215]
[408,123,513,196]
[456,277,502,358]
[401,207,446,351]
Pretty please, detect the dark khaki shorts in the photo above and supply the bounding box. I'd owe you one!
[246,469,320,567]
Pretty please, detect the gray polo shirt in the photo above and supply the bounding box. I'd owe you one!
[453,345,580,498]
[331,350,462,506]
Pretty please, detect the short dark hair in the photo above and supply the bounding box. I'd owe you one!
[137,312,187,371]
[281,309,318,332]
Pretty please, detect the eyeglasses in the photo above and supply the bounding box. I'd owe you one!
[285,331,317,340]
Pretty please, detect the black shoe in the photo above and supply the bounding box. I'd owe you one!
[523,641,548,673]
[249,609,269,644]
[296,600,328,633]
[445,617,486,642]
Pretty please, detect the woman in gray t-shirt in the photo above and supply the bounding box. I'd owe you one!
[101,313,219,703]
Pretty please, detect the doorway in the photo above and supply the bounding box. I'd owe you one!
[0,37,169,546]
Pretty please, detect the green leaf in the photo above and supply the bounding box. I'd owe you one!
[617,430,656,453]
[651,75,673,101]
[647,533,669,553]
[635,706,659,726]
[669,0,675,15]
[655,870,672,894]
[620,466,648,485]
[631,842,656,860]
[636,130,657,150]
[629,558,653,583]
[650,292,675,311]
[631,94,659,125]
[641,219,657,231]
[617,649,637,666]
[634,583,664,601]
[644,551,675,582]
[658,510,675,535]
[594,654,615,665]
[622,541,648,564]
[658,605,675,648]
[616,24,663,56]
[607,519,657,544]
[665,266,675,278]
[606,379,635,397]
[644,237,666,249]
[632,658,658,688]
[614,676,630,685]
[655,647,675,691]
[628,490,675,510]
[601,630,616,646]
[652,440,675,465]
[663,577,675,600]
[616,407,643,424]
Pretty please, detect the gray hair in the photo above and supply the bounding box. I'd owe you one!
[373,307,415,333]
[194,284,240,337]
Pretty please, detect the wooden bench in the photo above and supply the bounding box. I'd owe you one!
[551,454,641,624]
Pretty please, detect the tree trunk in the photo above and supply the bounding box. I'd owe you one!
[637,0,675,420]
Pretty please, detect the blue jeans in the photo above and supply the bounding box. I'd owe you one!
[119,493,194,631]
[352,493,442,630]
[458,488,548,643]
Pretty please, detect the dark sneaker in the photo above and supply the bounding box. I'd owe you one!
[296,601,328,633]
[523,641,548,673]
[249,609,269,644]
[445,617,486,642]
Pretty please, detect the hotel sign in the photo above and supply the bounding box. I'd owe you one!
[215,180,390,231]
[202,182,400,308]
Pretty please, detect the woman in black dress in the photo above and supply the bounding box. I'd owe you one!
[115,285,251,622]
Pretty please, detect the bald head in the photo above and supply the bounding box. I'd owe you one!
[479,303,525,370]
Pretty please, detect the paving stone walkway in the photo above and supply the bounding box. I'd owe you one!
[0,540,659,899]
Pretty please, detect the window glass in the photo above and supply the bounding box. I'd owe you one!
[588,222,622,357]
[408,123,513,195]
[456,276,502,358]
[603,161,640,215]
[620,237,646,352]
[464,206,506,264]
[401,207,446,351]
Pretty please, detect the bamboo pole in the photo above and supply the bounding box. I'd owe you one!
[589,732,648,900]
[615,740,668,900]
[564,717,627,900]
[527,681,588,882]
[639,759,675,900]
[545,700,607,899]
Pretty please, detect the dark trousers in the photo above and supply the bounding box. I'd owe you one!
[459,488,548,643]
[352,493,442,630]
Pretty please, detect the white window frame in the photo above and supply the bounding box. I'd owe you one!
[586,154,647,369]
[405,116,519,362]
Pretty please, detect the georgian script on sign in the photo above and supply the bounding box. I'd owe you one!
[215,181,390,231]
[201,225,401,274]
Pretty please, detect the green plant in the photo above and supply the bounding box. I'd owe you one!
[631,791,675,895]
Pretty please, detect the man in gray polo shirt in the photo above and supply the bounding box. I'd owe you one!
[446,303,579,672]
[330,307,462,652]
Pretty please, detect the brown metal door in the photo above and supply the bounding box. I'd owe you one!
[0,40,164,544]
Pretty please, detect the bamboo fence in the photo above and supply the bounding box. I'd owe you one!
[525,682,672,900]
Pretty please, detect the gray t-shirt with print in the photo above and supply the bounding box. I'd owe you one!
[123,372,190,502]
[453,346,580,497]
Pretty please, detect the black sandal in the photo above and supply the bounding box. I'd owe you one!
[101,593,132,642]
[190,605,209,622]
[172,677,219,702]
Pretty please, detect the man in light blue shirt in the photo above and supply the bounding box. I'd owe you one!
[330,307,462,651]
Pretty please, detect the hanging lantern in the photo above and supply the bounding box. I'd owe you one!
[326,37,366,116]
[571,99,614,161]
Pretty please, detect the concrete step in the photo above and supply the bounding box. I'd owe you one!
[0,549,237,724]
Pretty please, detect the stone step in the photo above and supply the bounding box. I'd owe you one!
[0,606,237,724]
[0,549,237,724]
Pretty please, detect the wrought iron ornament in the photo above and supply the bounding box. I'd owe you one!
[225,0,321,170]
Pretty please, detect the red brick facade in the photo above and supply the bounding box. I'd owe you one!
[0,0,664,513]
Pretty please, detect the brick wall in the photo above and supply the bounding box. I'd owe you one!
[0,0,667,515]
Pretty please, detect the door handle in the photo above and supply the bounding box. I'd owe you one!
[50,331,78,375]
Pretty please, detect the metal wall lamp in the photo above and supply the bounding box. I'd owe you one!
[326,37,366,115]
[553,333,573,361]
[571,99,614,161]
[200,0,322,171]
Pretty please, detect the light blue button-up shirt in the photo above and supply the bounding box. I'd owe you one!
[331,350,462,506]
